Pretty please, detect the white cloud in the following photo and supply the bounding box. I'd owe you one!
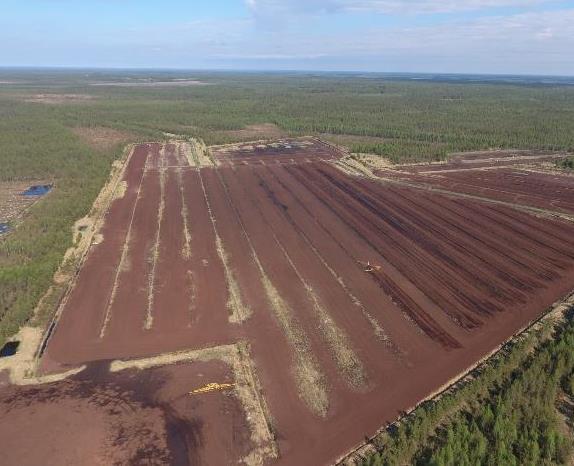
[246,0,557,15]
[228,8,574,74]
[108,7,574,73]
[1,2,571,74]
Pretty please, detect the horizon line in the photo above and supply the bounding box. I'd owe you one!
[0,65,573,80]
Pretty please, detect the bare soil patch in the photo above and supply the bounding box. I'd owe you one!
[91,80,210,87]
[23,94,96,105]
[223,123,287,141]
[110,342,277,465]
[0,359,252,466]
[71,126,135,151]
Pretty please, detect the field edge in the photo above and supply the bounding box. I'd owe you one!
[337,288,574,465]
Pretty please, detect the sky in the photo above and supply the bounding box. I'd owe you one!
[1,0,573,75]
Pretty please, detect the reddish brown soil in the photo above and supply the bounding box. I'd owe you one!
[152,167,193,333]
[385,151,574,214]
[8,141,574,465]
[0,360,251,466]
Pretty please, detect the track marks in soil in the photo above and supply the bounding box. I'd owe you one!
[276,235,367,388]
[178,169,192,260]
[99,151,149,339]
[215,168,330,416]
[285,164,463,349]
[174,142,189,167]
[384,186,554,289]
[347,176,528,307]
[197,169,252,324]
[177,168,195,322]
[260,167,397,350]
[258,266,329,416]
[310,165,492,323]
[232,168,368,390]
[182,140,215,168]
[144,164,166,330]
[398,167,574,215]
[182,141,199,167]
[256,167,397,362]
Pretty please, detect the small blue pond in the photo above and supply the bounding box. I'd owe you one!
[0,223,10,235]
[0,341,19,357]
[21,184,53,197]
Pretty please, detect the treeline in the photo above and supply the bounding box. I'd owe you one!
[361,312,574,466]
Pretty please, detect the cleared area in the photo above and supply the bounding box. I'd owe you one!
[0,356,257,465]
[2,139,574,465]
[91,80,210,87]
[379,150,574,215]
[212,137,339,166]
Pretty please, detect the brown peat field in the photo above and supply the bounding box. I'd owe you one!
[2,138,574,465]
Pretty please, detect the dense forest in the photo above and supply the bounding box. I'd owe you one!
[0,72,573,461]
[2,71,574,162]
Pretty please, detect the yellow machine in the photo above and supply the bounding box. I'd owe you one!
[190,382,235,395]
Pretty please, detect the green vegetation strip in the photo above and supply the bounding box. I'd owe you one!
[556,157,574,170]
